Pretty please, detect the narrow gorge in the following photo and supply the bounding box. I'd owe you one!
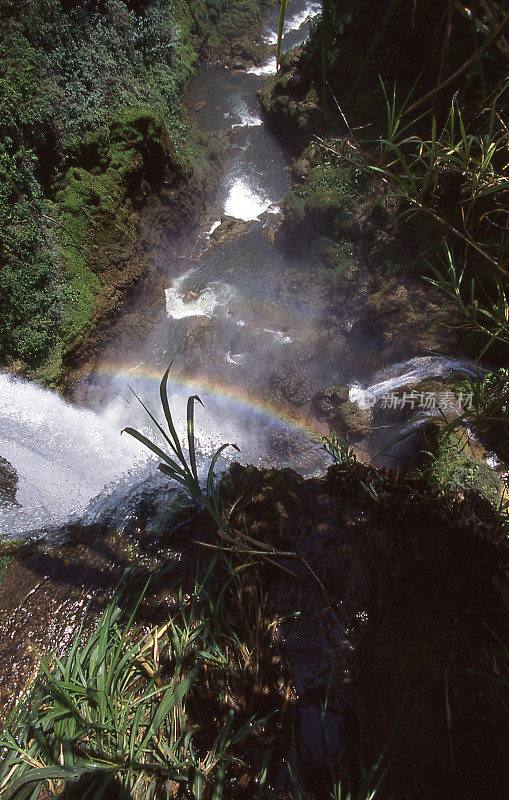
[0,2,507,798]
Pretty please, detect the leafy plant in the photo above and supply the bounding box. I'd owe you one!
[322,430,357,465]
[123,366,292,565]
[0,572,258,800]
[123,364,239,545]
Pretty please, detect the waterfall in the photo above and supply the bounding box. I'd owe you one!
[0,372,145,538]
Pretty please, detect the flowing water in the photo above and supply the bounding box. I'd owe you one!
[0,1,475,539]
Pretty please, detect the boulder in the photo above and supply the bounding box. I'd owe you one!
[210,216,257,244]
[312,385,372,441]
[270,361,312,406]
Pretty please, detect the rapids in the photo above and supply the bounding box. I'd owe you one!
[0,1,476,539]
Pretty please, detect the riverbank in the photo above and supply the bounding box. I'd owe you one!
[0,460,507,797]
[0,0,268,389]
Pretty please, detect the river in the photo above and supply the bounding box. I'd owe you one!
[0,0,475,539]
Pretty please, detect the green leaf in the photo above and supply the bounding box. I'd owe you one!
[276,0,289,69]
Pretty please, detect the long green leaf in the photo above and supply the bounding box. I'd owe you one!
[276,0,289,69]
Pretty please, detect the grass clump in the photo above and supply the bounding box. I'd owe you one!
[0,569,261,800]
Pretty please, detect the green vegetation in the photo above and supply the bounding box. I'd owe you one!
[322,430,357,465]
[422,422,504,502]
[272,0,508,467]
[123,364,241,543]
[0,568,263,799]
[273,0,507,330]
[0,0,263,382]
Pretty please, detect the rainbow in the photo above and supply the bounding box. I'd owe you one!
[94,363,326,443]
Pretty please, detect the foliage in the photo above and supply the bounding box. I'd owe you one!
[322,430,357,465]
[0,568,260,799]
[123,365,312,572]
[123,364,240,542]
[276,0,508,352]
[0,0,261,376]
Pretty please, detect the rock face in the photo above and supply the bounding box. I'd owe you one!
[226,462,509,799]
[269,359,312,406]
[0,457,19,507]
[264,137,464,368]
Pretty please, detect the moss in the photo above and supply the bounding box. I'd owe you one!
[424,424,504,505]
[279,146,369,257]
[311,236,357,280]
[0,0,264,380]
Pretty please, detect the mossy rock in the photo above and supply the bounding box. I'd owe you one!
[311,236,358,280]
[313,384,372,441]
[421,422,505,504]
[269,361,312,406]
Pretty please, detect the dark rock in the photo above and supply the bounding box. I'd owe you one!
[312,385,372,441]
[269,361,312,406]
[0,457,19,507]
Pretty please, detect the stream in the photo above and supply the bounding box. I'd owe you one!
[0,0,476,540]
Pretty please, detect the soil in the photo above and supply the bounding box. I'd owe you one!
[2,462,506,797]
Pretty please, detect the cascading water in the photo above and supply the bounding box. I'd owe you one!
[0,1,477,539]
[0,373,147,538]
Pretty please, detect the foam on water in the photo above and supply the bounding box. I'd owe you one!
[0,373,145,536]
[262,1,322,44]
[246,57,277,76]
[264,328,293,344]
[223,178,272,220]
[226,351,246,365]
[165,272,235,319]
[231,108,263,128]
[207,220,222,236]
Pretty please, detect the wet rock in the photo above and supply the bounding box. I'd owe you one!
[0,457,19,507]
[312,385,372,441]
[182,290,202,304]
[230,326,278,354]
[312,384,349,416]
[181,318,228,372]
[210,215,257,244]
[336,400,372,440]
[269,360,312,406]
[291,155,312,183]
[373,378,451,426]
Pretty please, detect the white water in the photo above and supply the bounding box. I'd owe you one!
[223,177,272,220]
[0,373,146,537]
[365,355,478,398]
[263,1,321,44]
[165,272,235,319]
[246,57,277,76]
[207,220,222,236]
[348,356,478,410]
[230,106,263,128]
